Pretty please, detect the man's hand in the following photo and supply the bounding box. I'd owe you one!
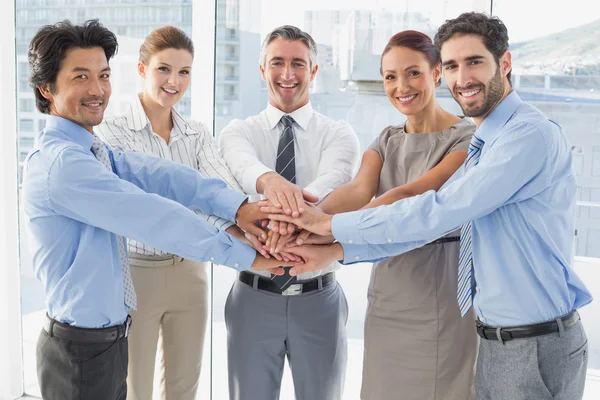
[249,252,302,275]
[257,172,319,217]
[224,226,271,259]
[235,201,269,240]
[266,222,298,253]
[262,202,334,237]
[286,230,335,248]
[287,243,344,276]
[260,228,301,261]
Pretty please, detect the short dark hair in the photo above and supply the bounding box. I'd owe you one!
[434,12,511,83]
[28,19,118,114]
[139,25,194,64]
[380,30,439,83]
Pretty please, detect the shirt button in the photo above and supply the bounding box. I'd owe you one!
[210,257,215,261]
[348,239,353,244]
[387,238,392,243]
[234,263,239,268]
[354,256,360,261]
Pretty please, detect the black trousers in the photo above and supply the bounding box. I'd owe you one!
[36,328,128,400]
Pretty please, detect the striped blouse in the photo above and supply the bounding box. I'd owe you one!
[96,94,243,256]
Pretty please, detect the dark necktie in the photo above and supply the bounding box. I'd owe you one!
[271,115,298,291]
[275,115,296,183]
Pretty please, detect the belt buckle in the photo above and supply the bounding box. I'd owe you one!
[282,284,303,296]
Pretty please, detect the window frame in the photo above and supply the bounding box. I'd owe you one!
[0,1,25,399]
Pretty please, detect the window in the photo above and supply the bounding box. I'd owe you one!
[494,0,600,389]
[6,1,600,399]
[593,146,600,176]
[19,137,34,149]
[19,119,34,132]
[211,1,492,398]
[13,1,204,397]
[19,98,34,112]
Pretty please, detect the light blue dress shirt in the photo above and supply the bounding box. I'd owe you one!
[23,115,256,328]
[332,92,592,327]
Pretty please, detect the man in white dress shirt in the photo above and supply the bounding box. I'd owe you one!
[219,25,360,400]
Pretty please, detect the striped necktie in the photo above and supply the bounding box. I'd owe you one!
[90,134,138,310]
[271,115,297,290]
[275,115,296,184]
[457,134,484,317]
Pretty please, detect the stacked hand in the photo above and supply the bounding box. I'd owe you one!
[259,198,340,276]
[234,175,344,276]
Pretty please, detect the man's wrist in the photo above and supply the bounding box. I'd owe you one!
[256,171,278,194]
[235,199,249,224]
[331,242,344,262]
[323,214,334,236]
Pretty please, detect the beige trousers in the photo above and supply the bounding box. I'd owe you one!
[126,256,209,400]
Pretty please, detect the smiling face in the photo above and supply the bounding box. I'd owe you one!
[39,46,111,132]
[381,45,440,116]
[260,38,318,113]
[440,34,511,124]
[139,48,193,109]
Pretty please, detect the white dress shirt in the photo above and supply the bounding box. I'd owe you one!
[96,94,243,256]
[220,101,360,279]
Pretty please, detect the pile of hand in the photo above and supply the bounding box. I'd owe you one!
[235,177,344,277]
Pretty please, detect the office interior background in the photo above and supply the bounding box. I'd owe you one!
[1,0,600,398]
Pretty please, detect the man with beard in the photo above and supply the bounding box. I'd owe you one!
[264,13,592,400]
[23,19,288,400]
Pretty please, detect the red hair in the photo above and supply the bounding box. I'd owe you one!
[380,30,439,76]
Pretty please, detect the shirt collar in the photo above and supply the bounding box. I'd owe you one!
[124,94,151,131]
[46,114,94,150]
[266,101,313,131]
[170,106,191,139]
[124,94,190,139]
[477,91,523,143]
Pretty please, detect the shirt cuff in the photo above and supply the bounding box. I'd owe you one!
[215,234,256,271]
[302,184,329,204]
[331,212,368,245]
[219,220,236,231]
[242,164,273,195]
[213,188,248,222]
[339,242,370,264]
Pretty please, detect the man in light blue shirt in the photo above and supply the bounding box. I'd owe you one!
[24,20,285,400]
[267,13,592,400]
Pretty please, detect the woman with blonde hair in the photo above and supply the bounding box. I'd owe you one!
[97,26,249,400]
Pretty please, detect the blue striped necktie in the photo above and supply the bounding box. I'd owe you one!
[457,134,484,317]
[91,134,138,310]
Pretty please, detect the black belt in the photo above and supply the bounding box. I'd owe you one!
[239,271,335,295]
[43,314,132,343]
[476,310,580,342]
[428,236,460,245]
